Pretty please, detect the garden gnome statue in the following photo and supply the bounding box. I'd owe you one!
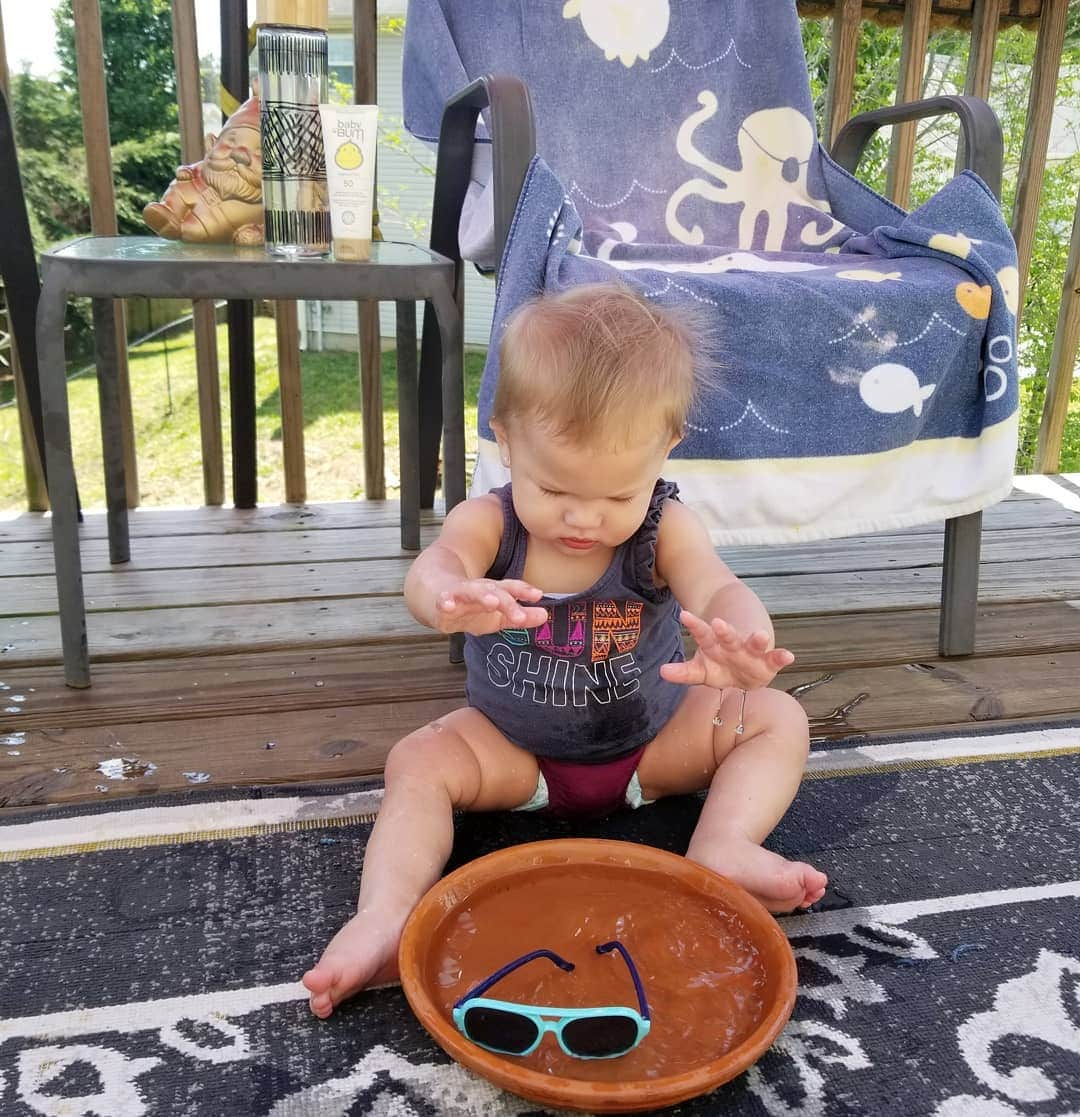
[143,95,264,245]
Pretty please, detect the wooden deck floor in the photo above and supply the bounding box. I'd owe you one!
[2,475,1079,811]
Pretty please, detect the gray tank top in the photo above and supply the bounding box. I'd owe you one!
[463,480,686,762]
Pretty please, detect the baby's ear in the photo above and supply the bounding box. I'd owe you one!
[491,419,511,467]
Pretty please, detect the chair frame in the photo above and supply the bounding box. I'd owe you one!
[418,80,1005,659]
[0,86,50,497]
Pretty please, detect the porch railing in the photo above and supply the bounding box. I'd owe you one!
[1,0,1078,512]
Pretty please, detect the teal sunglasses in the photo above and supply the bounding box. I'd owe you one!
[452,941,651,1060]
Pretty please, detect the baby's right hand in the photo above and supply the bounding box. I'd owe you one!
[434,578,547,636]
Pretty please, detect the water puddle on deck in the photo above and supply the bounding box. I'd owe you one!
[96,757,159,780]
[787,673,870,740]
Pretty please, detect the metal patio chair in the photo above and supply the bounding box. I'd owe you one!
[403,0,1019,656]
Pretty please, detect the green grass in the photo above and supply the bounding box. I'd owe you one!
[0,317,485,510]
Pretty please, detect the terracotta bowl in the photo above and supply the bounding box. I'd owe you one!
[399,838,797,1113]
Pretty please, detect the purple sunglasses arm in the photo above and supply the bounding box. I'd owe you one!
[454,948,575,1009]
[596,940,651,1021]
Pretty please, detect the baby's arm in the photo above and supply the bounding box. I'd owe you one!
[403,495,548,635]
[654,500,794,690]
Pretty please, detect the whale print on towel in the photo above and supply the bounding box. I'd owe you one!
[666,97,847,251]
[597,227,830,274]
[928,231,981,259]
[606,250,830,274]
[562,0,670,67]
[836,268,903,283]
[829,364,938,417]
[997,266,1020,316]
[842,363,936,417]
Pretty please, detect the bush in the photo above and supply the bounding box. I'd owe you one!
[112,131,183,233]
[17,147,92,245]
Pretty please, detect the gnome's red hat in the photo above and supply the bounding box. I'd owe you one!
[223,94,261,132]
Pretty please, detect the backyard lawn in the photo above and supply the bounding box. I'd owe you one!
[0,316,485,510]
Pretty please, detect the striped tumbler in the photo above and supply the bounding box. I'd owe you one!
[256,1,330,257]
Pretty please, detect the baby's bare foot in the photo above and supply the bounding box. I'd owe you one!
[302,909,404,1018]
[689,837,827,913]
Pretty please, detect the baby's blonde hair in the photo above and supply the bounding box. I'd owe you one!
[493,282,708,449]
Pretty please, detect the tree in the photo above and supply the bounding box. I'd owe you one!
[11,0,183,359]
[54,0,178,142]
[9,66,83,154]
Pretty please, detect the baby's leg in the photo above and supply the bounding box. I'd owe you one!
[636,686,826,912]
[303,707,540,1018]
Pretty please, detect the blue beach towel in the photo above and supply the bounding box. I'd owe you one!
[404,0,1019,543]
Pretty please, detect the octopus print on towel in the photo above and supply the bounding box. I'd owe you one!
[464,482,685,762]
[666,99,847,251]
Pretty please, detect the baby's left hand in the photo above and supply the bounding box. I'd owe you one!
[659,610,795,691]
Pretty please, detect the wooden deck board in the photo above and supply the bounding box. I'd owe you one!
[4,597,1080,680]
[1,481,1078,811]
[0,526,442,576]
[9,558,413,615]
[0,698,458,809]
[0,642,464,731]
[2,599,1079,735]
[5,569,1080,663]
[5,521,1079,579]
[0,500,441,543]
[4,648,1079,808]
[1,477,1077,545]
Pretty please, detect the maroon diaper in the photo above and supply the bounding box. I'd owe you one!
[536,745,648,819]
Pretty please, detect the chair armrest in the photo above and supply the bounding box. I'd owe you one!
[431,74,536,272]
[830,94,1003,200]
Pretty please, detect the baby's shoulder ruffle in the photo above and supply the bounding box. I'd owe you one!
[628,479,680,602]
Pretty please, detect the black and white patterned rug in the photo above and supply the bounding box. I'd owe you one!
[2,722,1079,1116]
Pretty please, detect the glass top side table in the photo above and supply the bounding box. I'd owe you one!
[37,235,464,687]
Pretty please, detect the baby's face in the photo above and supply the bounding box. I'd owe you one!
[493,420,675,556]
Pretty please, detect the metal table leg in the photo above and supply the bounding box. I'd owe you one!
[37,276,90,687]
[396,299,421,552]
[91,298,130,565]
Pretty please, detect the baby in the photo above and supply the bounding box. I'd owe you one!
[303,282,826,1018]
